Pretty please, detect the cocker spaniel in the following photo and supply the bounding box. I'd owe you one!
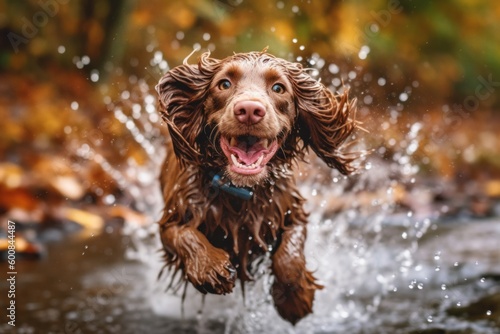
[155,49,357,324]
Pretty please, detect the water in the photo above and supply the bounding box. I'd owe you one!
[6,217,499,333]
[4,54,500,334]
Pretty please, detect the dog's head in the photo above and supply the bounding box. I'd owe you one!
[156,50,357,187]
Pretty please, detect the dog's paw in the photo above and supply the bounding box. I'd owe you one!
[271,269,322,325]
[184,246,236,295]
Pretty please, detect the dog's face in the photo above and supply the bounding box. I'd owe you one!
[204,57,296,186]
[156,51,356,188]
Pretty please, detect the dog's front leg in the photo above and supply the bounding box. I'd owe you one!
[270,223,323,325]
[160,223,236,294]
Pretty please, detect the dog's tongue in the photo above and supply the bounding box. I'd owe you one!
[231,145,264,165]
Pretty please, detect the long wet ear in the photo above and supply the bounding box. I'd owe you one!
[291,65,358,175]
[156,52,221,164]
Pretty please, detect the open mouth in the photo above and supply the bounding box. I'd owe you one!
[220,135,279,175]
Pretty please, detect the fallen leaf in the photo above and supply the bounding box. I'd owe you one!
[50,175,85,200]
[62,208,104,231]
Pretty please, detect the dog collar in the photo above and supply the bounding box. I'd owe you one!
[211,173,253,200]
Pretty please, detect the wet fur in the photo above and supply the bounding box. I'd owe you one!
[156,50,357,324]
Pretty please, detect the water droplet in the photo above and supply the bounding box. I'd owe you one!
[480,277,485,283]
[71,101,79,110]
[401,232,407,239]
[311,189,317,196]
[81,55,90,65]
[121,90,130,100]
[358,45,370,60]
[339,310,349,319]
[328,64,339,74]
[90,69,100,82]
[486,310,492,316]
[58,45,66,54]
[427,315,433,323]
[417,283,424,290]
[175,31,185,40]
[441,284,447,290]
[104,194,116,205]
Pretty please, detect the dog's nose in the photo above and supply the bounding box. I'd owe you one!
[233,101,266,125]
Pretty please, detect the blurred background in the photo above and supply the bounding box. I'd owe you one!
[1,1,500,333]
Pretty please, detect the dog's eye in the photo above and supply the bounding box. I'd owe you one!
[271,83,285,94]
[218,79,232,90]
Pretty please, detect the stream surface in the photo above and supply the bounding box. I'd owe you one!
[4,215,499,334]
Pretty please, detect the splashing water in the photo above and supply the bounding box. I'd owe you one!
[119,52,385,327]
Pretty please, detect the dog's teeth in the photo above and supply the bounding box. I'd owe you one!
[261,139,269,148]
[256,154,264,166]
[232,153,264,170]
[230,137,237,147]
[231,154,239,166]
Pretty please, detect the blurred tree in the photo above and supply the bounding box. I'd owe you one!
[2,0,499,108]
[78,0,134,80]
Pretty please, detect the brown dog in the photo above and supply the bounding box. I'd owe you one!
[155,50,357,324]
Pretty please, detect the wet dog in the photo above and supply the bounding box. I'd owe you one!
[156,50,357,324]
